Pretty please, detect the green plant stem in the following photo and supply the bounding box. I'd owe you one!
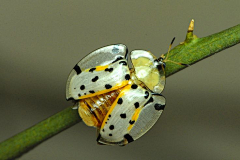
[0,22,239,160]
[165,23,240,77]
[0,107,80,160]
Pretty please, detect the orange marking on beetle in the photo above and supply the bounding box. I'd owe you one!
[127,108,141,131]
[84,65,109,72]
[78,80,129,99]
[100,84,132,130]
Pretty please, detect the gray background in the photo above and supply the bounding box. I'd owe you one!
[0,1,239,160]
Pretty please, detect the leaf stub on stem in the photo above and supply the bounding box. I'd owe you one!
[165,21,240,77]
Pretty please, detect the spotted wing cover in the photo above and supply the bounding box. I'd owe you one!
[97,84,151,145]
[66,44,128,100]
[129,94,165,140]
[130,50,165,94]
[67,59,130,100]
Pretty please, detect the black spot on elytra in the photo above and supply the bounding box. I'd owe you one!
[124,134,134,143]
[131,84,138,89]
[129,120,135,125]
[148,97,154,103]
[78,93,81,97]
[109,134,112,136]
[119,61,127,66]
[89,68,96,72]
[144,91,149,99]
[145,97,154,106]
[120,113,126,118]
[108,114,111,117]
[154,103,165,110]
[92,76,99,82]
[112,57,124,63]
[134,102,139,109]
[80,85,85,90]
[125,74,130,80]
[102,129,105,132]
[105,68,113,72]
[73,64,81,75]
[89,90,95,94]
[105,84,112,89]
[109,125,114,130]
[117,98,123,104]
[66,97,74,101]
[96,134,101,142]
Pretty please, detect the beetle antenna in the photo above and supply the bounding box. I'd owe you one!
[165,37,175,60]
[159,37,189,67]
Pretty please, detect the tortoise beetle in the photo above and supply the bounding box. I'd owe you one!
[66,44,167,146]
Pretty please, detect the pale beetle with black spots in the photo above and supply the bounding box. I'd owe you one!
[66,44,167,146]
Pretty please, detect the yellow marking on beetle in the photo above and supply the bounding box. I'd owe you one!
[78,80,129,99]
[84,65,109,72]
[100,84,132,130]
[128,108,141,131]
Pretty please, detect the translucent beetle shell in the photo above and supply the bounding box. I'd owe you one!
[66,44,166,146]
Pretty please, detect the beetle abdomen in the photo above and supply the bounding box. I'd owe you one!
[78,87,124,128]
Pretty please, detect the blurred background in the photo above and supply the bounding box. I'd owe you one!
[0,1,239,160]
